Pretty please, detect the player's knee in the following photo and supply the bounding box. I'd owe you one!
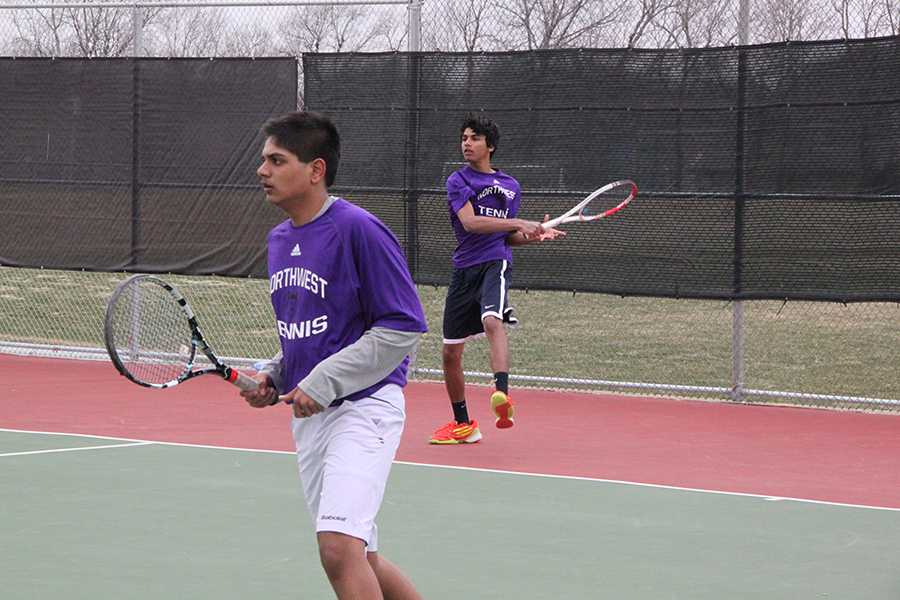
[317,533,360,577]
[482,316,503,334]
[442,345,463,367]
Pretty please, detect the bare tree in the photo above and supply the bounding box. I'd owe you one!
[499,0,625,49]
[754,0,832,41]
[5,4,163,57]
[626,0,676,47]
[65,5,162,56]
[147,7,227,57]
[848,0,892,37]
[1,0,896,58]
[279,5,382,54]
[880,0,899,34]
[831,0,854,37]
[9,7,67,56]
[829,0,900,37]
[373,11,407,51]
[222,21,279,58]
[423,0,494,50]
[651,0,737,47]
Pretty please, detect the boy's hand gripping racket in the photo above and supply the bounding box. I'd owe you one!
[542,179,637,229]
[104,274,258,391]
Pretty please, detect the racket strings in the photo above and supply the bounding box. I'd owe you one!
[109,280,194,385]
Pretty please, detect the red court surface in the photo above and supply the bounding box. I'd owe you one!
[2,354,899,509]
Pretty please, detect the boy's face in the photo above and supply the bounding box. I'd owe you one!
[257,136,325,208]
[461,127,493,164]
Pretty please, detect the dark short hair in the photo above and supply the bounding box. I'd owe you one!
[460,112,500,157]
[262,111,341,187]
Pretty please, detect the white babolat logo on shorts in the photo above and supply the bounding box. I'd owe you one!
[290,243,301,257]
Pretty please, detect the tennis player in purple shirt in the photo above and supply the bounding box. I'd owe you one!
[430,113,564,445]
[241,111,426,600]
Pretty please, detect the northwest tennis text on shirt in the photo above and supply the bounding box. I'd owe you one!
[269,266,328,299]
[269,267,329,340]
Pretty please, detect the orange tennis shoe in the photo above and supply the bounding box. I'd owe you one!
[429,420,482,444]
[490,391,515,429]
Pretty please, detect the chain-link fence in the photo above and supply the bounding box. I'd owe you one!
[1,1,898,412]
[1,267,899,411]
[0,1,410,57]
[0,0,897,58]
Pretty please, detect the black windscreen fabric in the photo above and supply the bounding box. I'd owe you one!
[0,57,297,275]
[305,36,900,301]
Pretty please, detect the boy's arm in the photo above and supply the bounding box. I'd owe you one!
[296,327,422,408]
[456,201,544,238]
[255,350,284,390]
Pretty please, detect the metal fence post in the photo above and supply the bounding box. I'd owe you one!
[130,4,144,268]
[132,4,143,57]
[738,0,750,45]
[731,5,749,403]
[407,0,422,52]
[731,301,744,402]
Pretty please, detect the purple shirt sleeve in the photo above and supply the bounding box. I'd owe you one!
[349,213,428,334]
[447,171,475,215]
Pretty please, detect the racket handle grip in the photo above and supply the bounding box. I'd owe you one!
[227,368,259,392]
[541,215,563,229]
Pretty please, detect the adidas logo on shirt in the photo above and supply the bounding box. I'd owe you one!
[290,243,301,257]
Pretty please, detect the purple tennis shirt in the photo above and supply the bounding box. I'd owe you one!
[446,165,522,269]
[267,197,427,403]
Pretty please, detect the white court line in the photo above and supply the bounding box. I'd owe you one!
[0,441,153,457]
[2,428,898,513]
[393,460,900,513]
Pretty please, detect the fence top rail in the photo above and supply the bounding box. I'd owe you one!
[0,0,411,8]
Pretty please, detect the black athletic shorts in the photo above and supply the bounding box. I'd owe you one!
[442,259,518,343]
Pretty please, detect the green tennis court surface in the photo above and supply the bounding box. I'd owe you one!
[3,431,898,599]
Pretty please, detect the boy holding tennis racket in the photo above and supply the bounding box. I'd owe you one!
[430,113,564,445]
[241,111,427,600]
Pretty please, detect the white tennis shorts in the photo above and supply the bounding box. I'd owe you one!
[291,384,405,553]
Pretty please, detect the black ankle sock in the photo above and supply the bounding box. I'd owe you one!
[452,401,470,424]
[493,372,509,394]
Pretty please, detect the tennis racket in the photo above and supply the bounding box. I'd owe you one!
[542,179,637,229]
[104,274,258,392]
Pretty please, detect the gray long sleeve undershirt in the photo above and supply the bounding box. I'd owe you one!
[258,328,422,407]
[300,326,421,407]
[256,194,422,407]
